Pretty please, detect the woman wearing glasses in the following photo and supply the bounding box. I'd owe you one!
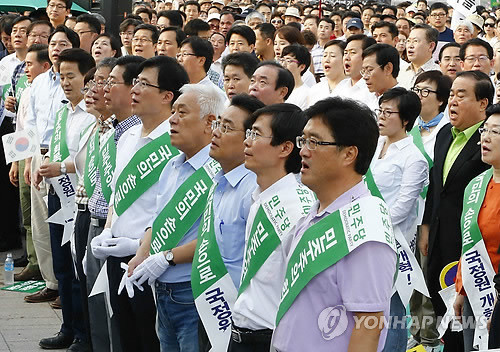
[371,87,429,352]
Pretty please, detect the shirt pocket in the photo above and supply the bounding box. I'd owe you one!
[219,222,246,263]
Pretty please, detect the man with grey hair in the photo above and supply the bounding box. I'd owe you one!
[453,19,474,45]
[245,11,265,29]
[126,83,225,351]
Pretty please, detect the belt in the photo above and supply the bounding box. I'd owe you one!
[77,203,88,212]
[230,323,272,344]
[90,217,107,227]
[40,148,49,155]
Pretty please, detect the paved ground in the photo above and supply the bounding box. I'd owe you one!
[0,250,65,352]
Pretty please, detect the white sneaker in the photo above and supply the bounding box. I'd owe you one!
[407,337,419,349]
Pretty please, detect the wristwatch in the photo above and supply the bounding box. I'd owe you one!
[60,162,67,175]
[165,250,176,266]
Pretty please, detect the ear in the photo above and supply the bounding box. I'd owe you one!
[162,90,174,105]
[479,97,489,112]
[199,55,206,68]
[298,63,306,73]
[383,62,393,76]
[110,49,117,58]
[204,114,216,133]
[460,60,465,70]
[429,41,436,54]
[43,61,51,71]
[278,86,288,100]
[249,44,255,52]
[279,140,294,159]
[342,145,358,169]
[490,57,495,70]
[265,37,273,46]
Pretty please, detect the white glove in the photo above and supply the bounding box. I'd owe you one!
[100,237,140,258]
[82,248,88,276]
[129,252,169,286]
[118,262,136,298]
[91,228,113,260]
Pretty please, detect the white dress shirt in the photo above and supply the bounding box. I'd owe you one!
[232,173,304,331]
[286,84,310,110]
[370,136,429,241]
[301,70,316,88]
[332,77,378,110]
[397,57,441,90]
[110,120,176,241]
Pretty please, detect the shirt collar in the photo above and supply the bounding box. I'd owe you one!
[173,144,211,170]
[143,118,170,140]
[216,163,253,188]
[252,172,296,202]
[451,120,483,140]
[311,180,369,217]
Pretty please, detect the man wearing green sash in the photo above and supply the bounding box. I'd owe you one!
[195,94,264,351]
[272,97,397,352]
[33,48,96,351]
[126,83,225,352]
[90,56,189,351]
[229,103,313,351]
[85,55,144,352]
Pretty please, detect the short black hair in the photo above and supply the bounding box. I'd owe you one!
[256,60,295,100]
[362,43,400,78]
[57,48,96,76]
[255,22,275,40]
[136,7,153,21]
[319,17,335,29]
[456,70,494,107]
[342,10,361,21]
[249,103,307,174]
[181,36,213,72]
[138,55,189,103]
[305,97,379,175]
[282,44,311,75]
[324,39,346,52]
[134,23,159,44]
[429,2,448,13]
[459,38,493,60]
[184,19,210,37]
[76,14,101,34]
[119,18,141,33]
[49,25,80,49]
[27,20,53,36]
[158,10,184,28]
[438,41,460,61]
[115,55,146,85]
[231,94,265,126]
[226,24,256,45]
[11,16,32,28]
[160,27,187,47]
[411,23,438,52]
[346,34,377,50]
[27,43,51,66]
[0,14,18,35]
[414,70,452,112]
[382,5,397,16]
[46,0,72,7]
[92,33,122,58]
[222,52,259,78]
[379,87,421,132]
[485,103,500,120]
[304,15,319,25]
[371,20,398,38]
[184,0,201,12]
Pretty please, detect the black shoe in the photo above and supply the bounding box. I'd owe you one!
[14,255,28,267]
[67,339,91,352]
[39,331,74,349]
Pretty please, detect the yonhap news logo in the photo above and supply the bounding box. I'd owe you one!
[317,305,349,340]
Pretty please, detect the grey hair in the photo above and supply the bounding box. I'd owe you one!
[96,57,117,70]
[453,19,474,33]
[245,11,265,25]
[179,83,225,118]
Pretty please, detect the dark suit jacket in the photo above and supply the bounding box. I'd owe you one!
[422,122,489,304]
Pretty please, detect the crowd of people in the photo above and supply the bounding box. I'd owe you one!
[0,0,500,351]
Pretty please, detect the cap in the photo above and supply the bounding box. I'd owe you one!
[212,0,225,5]
[346,18,363,30]
[207,13,220,22]
[406,5,417,14]
[466,13,485,30]
[284,7,301,19]
[200,0,212,4]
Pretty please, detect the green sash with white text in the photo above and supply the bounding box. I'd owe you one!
[15,74,28,105]
[114,130,178,216]
[408,126,433,199]
[98,129,116,203]
[150,159,222,254]
[49,105,70,162]
[238,183,316,296]
[192,183,237,351]
[83,127,99,197]
[276,195,396,324]
[460,168,496,350]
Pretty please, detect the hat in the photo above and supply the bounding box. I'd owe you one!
[346,18,363,30]
[466,13,485,30]
[200,0,212,4]
[405,5,417,14]
[238,8,255,19]
[212,0,225,5]
[283,7,301,19]
[207,13,220,22]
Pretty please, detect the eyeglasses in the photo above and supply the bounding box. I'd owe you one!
[464,55,490,64]
[279,57,300,65]
[132,37,153,44]
[132,78,161,90]
[296,136,339,150]
[80,87,91,94]
[77,30,94,36]
[479,127,500,137]
[429,12,446,18]
[484,23,495,27]
[104,79,126,88]
[245,129,272,141]
[28,33,49,40]
[411,86,438,97]
[176,52,197,59]
[211,120,245,134]
[360,65,382,78]
[375,108,400,118]
[271,19,283,24]
[119,31,134,37]
[47,3,66,10]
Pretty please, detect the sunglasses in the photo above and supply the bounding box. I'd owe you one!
[484,23,495,27]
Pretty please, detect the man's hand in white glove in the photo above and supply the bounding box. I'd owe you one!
[82,248,88,276]
[91,228,113,260]
[118,263,135,298]
[100,237,140,258]
[129,251,169,287]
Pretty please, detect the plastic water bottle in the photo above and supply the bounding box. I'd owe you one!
[4,253,14,285]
